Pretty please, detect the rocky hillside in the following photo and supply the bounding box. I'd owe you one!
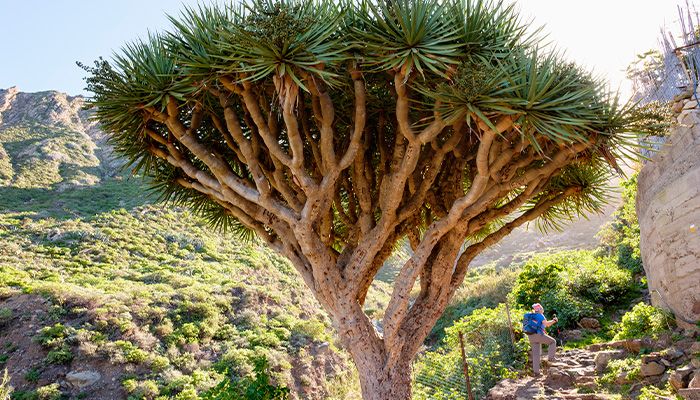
[0,87,384,399]
[487,334,700,400]
[0,87,120,190]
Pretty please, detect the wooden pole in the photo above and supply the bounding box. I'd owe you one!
[458,332,475,400]
[504,302,516,349]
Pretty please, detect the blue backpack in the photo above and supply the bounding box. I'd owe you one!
[522,312,540,334]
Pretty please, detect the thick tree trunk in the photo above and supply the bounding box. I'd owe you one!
[334,301,416,400]
[357,360,412,400]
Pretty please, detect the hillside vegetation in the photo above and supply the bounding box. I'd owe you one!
[0,88,386,400]
[1,88,689,400]
[412,172,692,400]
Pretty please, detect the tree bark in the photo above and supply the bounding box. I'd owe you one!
[357,361,413,400]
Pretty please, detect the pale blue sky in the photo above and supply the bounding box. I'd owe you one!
[0,0,683,97]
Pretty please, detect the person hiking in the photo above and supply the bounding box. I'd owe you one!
[523,303,558,376]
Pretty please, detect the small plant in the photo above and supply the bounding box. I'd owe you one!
[45,344,73,365]
[638,383,683,400]
[123,378,159,400]
[24,368,40,384]
[0,309,12,326]
[113,341,148,364]
[598,357,641,387]
[149,355,170,372]
[0,369,12,400]
[10,391,38,400]
[35,324,69,348]
[613,303,674,340]
[35,384,60,400]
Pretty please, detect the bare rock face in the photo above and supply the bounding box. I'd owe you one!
[690,370,700,388]
[0,87,123,189]
[641,360,666,377]
[637,105,700,329]
[66,370,101,389]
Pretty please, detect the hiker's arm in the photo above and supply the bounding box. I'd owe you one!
[544,317,558,327]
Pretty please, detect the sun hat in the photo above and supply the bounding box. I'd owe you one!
[532,303,543,311]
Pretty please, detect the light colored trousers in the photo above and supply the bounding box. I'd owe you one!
[527,333,556,374]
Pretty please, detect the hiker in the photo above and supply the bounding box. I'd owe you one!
[523,303,558,376]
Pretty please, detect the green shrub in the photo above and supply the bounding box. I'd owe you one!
[613,303,674,340]
[638,384,682,400]
[291,320,327,344]
[597,174,643,274]
[569,258,634,304]
[123,378,139,393]
[0,309,12,326]
[511,251,635,328]
[179,323,200,343]
[35,324,69,348]
[213,324,238,341]
[598,357,641,387]
[512,260,563,308]
[149,355,170,372]
[36,384,61,400]
[24,367,40,383]
[11,391,38,400]
[173,387,198,400]
[124,379,160,400]
[45,345,73,365]
[540,287,594,329]
[114,341,148,364]
[203,357,289,400]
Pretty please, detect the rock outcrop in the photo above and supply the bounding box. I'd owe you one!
[0,87,121,189]
[637,96,700,329]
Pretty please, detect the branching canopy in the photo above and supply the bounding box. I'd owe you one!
[82,0,666,396]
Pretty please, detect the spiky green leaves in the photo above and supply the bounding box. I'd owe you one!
[353,0,462,77]
[532,162,613,233]
[220,0,348,85]
[81,0,666,243]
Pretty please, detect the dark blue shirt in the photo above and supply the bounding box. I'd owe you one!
[532,313,546,334]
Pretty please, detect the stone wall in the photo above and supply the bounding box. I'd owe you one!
[637,97,700,329]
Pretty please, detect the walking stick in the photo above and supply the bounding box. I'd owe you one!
[458,332,475,400]
[504,302,516,349]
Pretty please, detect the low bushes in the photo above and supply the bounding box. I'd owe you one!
[511,250,636,328]
[613,302,674,340]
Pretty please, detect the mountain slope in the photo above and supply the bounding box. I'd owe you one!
[0,87,371,400]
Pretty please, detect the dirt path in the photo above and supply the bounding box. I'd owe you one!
[486,348,616,400]
[486,335,700,400]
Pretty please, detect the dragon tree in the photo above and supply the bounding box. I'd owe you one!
[83,0,662,398]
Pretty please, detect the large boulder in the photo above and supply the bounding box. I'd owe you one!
[691,371,700,389]
[543,367,575,389]
[641,361,666,377]
[670,366,696,390]
[637,109,700,329]
[65,370,101,389]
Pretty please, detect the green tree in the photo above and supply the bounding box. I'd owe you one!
[82,0,664,398]
[203,357,290,400]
